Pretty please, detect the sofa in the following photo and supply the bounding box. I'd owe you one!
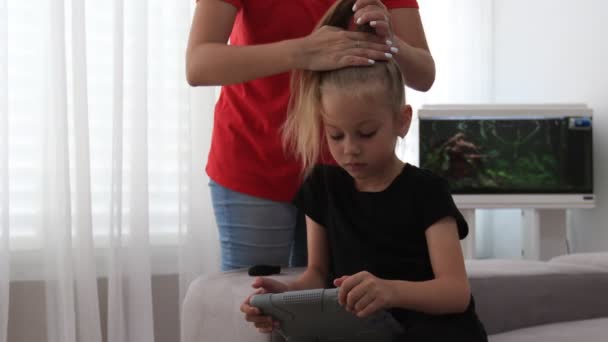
[181,253,608,342]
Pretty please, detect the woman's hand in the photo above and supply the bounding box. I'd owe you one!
[353,0,393,43]
[353,0,394,41]
[240,277,289,334]
[334,271,395,318]
[296,25,394,70]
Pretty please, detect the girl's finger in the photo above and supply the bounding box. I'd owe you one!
[353,292,375,313]
[242,304,260,316]
[258,327,274,334]
[247,313,273,323]
[356,300,381,318]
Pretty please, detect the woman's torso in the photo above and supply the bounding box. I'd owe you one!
[207,0,418,202]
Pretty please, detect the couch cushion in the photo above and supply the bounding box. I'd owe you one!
[489,317,608,342]
[549,252,608,270]
[466,259,608,334]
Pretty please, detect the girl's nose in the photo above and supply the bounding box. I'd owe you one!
[344,138,361,156]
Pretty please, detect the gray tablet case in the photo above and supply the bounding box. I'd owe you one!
[250,288,403,342]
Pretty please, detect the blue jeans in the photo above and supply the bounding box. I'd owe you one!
[209,180,307,271]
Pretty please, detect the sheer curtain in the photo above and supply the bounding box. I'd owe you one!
[1,1,493,342]
[1,0,218,341]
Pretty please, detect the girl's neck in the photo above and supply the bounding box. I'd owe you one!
[354,157,405,192]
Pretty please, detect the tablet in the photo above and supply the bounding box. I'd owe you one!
[250,288,403,342]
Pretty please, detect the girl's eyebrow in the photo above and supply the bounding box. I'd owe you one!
[356,119,380,127]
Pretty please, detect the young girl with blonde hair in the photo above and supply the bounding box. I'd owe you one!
[241,1,487,340]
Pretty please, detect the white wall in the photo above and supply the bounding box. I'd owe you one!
[492,0,608,252]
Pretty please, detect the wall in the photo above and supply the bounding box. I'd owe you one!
[492,0,608,253]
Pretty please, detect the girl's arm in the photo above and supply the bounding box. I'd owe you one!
[287,216,330,291]
[387,216,471,314]
[186,0,393,86]
[337,216,470,317]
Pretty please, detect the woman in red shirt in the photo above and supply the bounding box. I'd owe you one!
[186,0,435,271]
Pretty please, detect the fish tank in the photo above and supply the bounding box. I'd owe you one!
[418,104,594,207]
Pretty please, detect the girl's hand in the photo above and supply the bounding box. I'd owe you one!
[240,277,288,333]
[334,271,395,318]
[297,25,393,70]
[353,0,394,41]
[251,276,289,294]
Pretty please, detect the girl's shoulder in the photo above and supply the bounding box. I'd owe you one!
[400,164,448,189]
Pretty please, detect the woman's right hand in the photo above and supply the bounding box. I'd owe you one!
[295,25,394,70]
[240,277,289,334]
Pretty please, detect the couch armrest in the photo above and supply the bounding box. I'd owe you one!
[181,268,303,342]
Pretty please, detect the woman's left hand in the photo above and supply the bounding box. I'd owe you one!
[334,271,395,317]
[353,0,394,41]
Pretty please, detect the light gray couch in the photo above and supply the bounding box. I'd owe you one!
[181,253,608,342]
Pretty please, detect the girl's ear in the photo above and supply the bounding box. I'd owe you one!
[397,105,413,138]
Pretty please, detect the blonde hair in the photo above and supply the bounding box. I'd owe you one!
[282,0,406,177]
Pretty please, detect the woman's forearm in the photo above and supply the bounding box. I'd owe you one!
[387,277,471,315]
[393,37,436,92]
[186,39,302,86]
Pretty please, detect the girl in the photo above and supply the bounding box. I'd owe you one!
[241,1,487,340]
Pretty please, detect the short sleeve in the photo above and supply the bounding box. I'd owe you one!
[292,166,328,227]
[415,176,469,239]
[383,0,419,9]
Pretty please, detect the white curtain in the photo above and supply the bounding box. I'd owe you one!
[1,1,493,342]
[1,0,9,341]
[1,0,219,341]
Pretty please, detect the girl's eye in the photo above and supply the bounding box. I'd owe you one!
[359,131,377,138]
[329,134,344,141]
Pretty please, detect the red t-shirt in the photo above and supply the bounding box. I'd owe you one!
[206,0,419,202]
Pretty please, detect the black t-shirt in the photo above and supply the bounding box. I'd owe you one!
[293,164,487,341]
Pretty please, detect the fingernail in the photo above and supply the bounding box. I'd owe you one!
[390,47,399,54]
[385,53,393,58]
[370,21,377,27]
[352,4,357,11]
[386,39,393,46]
[356,17,362,25]
[368,59,375,65]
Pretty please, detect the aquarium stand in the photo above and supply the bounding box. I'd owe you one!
[520,209,569,260]
[455,194,593,260]
[460,208,569,261]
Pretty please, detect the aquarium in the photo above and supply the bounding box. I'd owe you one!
[418,105,593,195]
